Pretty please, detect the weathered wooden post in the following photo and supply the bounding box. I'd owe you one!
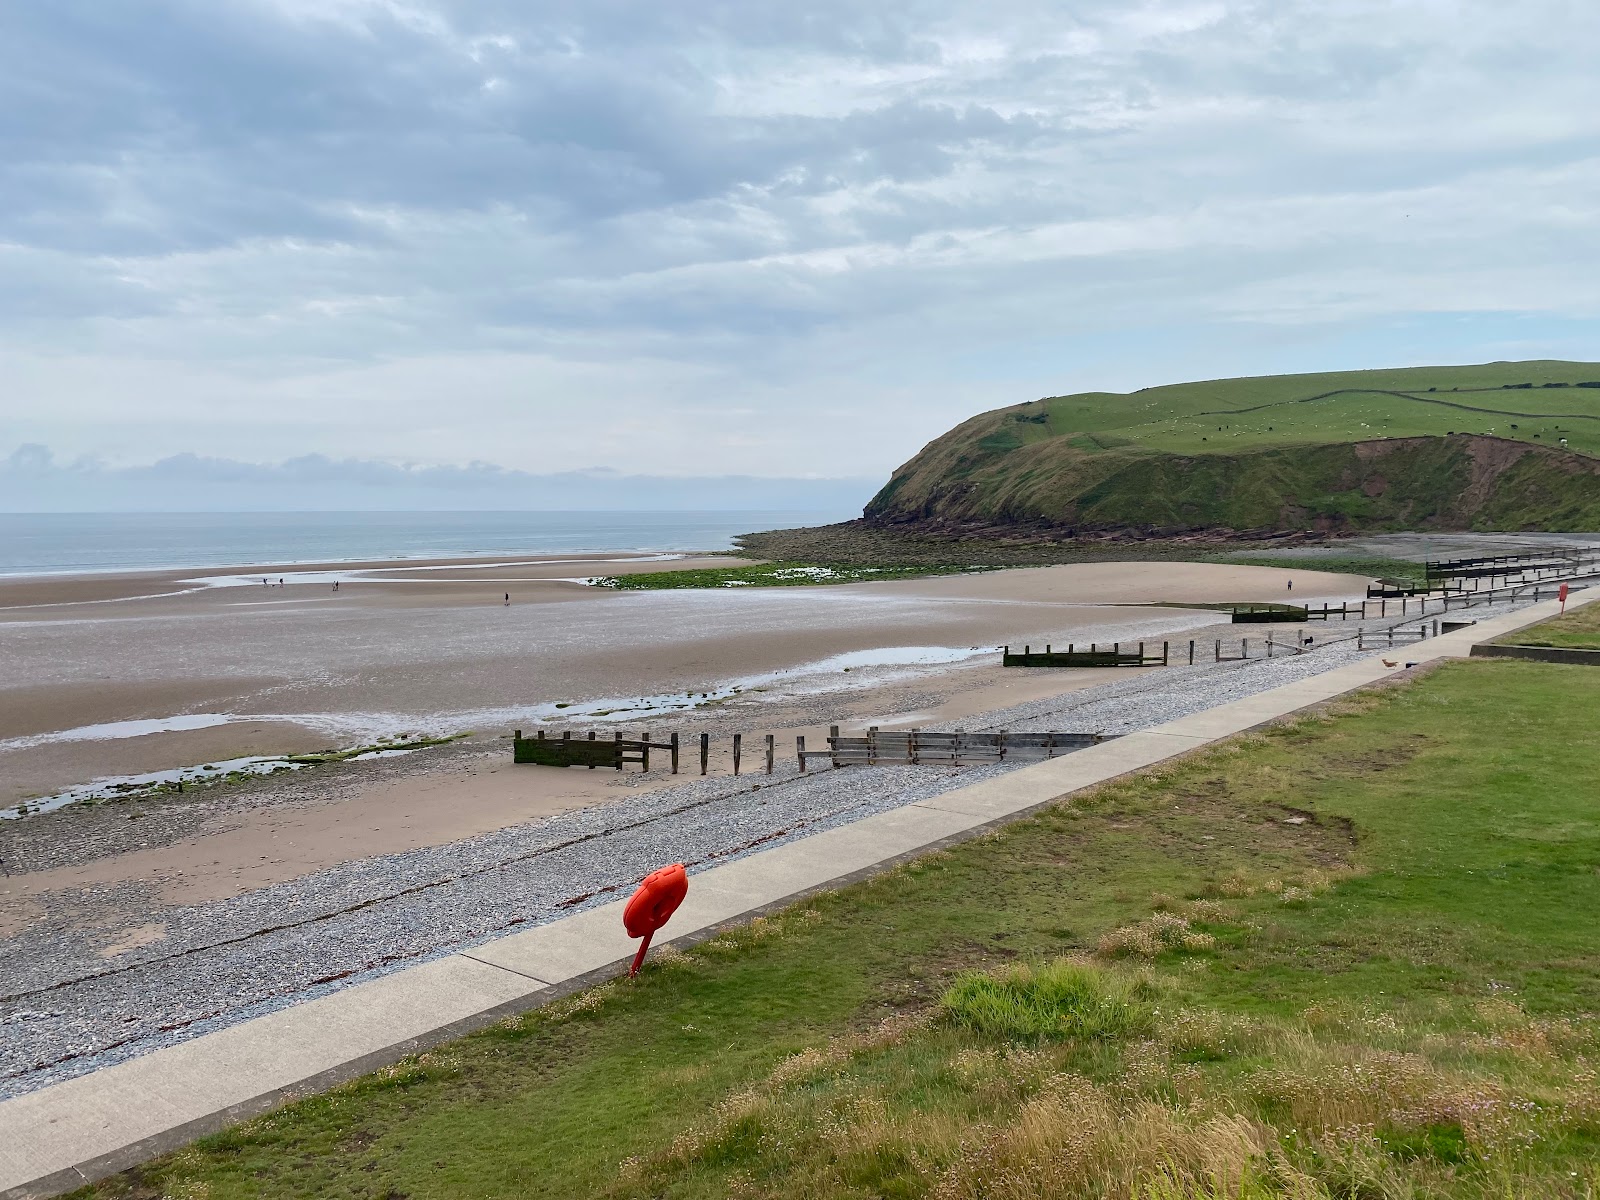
[1162,641,1169,665]
[700,732,709,775]
[1188,640,1194,665]
[1242,638,1249,659]
[797,735,806,773]
[1214,638,1220,662]
[641,730,651,772]
[1267,636,1274,658]
[614,731,623,770]
[733,733,742,776]
[670,732,679,774]
[765,733,775,774]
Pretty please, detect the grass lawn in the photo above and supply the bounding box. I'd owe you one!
[80,660,1600,1199]
[591,561,995,589]
[1013,363,1600,459]
[1494,601,1600,650]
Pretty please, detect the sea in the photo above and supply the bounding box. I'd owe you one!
[0,510,855,577]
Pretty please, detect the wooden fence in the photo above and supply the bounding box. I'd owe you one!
[1425,549,1600,590]
[1003,642,1167,667]
[798,727,1116,770]
[1230,605,1308,623]
[513,728,777,775]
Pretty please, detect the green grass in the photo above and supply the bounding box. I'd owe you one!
[78,661,1600,1199]
[865,361,1600,535]
[1493,601,1600,650]
[1012,362,1600,459]
[591,561,994,589]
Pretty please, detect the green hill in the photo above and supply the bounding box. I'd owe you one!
[866,361,1600,535]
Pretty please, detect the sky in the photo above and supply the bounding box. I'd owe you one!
[4,0,1599,510]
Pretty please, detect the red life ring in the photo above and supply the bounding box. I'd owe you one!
[623,863,688,975]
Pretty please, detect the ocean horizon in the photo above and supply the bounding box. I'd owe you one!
[0,509,853,577]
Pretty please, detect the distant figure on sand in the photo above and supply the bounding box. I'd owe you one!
[1286,579,1293,592]
[504,592,510,606]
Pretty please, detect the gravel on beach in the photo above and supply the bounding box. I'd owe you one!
[0,592,1557,1098]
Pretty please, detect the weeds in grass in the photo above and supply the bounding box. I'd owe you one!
[942,960,1156,1043]
[1098,913,1216,958]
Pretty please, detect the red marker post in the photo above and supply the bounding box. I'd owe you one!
[1559,582,1569,613]
[623,863,688,977]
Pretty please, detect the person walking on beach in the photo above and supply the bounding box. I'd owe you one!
[504,592,510,606]
[1286,578,1292,592]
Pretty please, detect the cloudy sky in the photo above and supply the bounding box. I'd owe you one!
[4,0,1599,508]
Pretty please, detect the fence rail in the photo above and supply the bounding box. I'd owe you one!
[1003,641,1167,668]
[800,727,1117,769]
[1231,605,1308,623]
[513,728,778,775]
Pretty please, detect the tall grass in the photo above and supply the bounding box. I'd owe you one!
[942,960,1155,1043]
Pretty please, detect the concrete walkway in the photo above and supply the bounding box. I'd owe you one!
[2,590,1592,1199]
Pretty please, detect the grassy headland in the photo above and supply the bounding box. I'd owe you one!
[81,660,1600,1199]
[865,361,1600,536]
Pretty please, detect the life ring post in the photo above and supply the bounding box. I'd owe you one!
[629,930,654,978]
[622,863,689,978]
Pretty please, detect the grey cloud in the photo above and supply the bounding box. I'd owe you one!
[3,1,1599,482]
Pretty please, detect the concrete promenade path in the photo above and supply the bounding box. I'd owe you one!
[2,590,1593,1199]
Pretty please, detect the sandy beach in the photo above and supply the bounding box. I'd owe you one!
[0,551,1371,914]
[0,554,1368,806]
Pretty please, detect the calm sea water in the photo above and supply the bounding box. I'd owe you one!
[0,510,853,576]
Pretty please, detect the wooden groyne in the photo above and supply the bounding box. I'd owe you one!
[800,727,1115,769]
[513,729,777,775]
